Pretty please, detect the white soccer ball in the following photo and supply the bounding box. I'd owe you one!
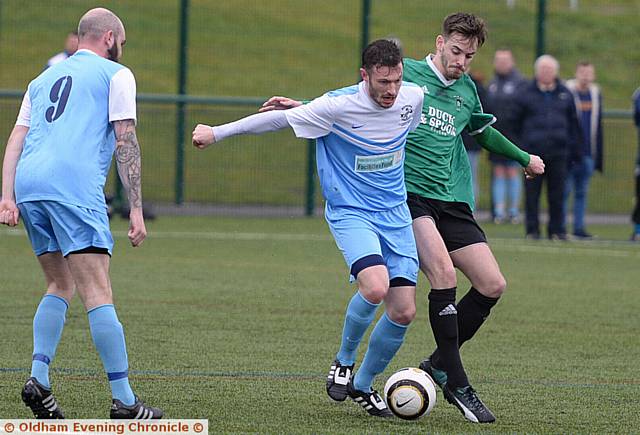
[384,367,437,420]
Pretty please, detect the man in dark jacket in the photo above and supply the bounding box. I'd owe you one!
[486,49,526,223]
[513,55,582,240]
[565,62,603,239]
[631,88,640,241]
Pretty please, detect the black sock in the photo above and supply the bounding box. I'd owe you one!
[430,287,500,376]
[428,288,468,388]
[457,287,500,346]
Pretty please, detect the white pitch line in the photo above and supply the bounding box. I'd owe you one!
[0,228,332,242]
[2,229,639,258]
[491,241,640,259]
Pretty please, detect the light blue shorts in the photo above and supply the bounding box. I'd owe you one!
[18,201,113,256]
[325,202,418,283]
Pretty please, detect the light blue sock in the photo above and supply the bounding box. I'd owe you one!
[88,304,135,406]
[507,175,522,218]
[492,176,507,218]
[635,224,640,234]
[353,312,408,392]
[335,291,379,366]
[31,295,68,389]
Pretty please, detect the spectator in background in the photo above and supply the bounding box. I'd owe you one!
[564,62,603,239]
[45,31,78,68]
[631,87,640,241]
[513,55,582,240]
[461,70,487,206]
[486,49,526,224]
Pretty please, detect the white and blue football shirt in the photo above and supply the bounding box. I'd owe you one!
[15,49,137,211]
[285,81,424,212]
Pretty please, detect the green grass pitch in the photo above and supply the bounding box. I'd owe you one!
[0,216,638,433]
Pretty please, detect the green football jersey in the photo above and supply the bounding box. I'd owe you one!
[403,55,495,210]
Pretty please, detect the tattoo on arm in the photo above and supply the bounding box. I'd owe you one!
[114,119,142,209]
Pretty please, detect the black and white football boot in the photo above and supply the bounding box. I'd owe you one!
[347,382,393,418]
[442,384,496,423]
[110,396,163,419]
[326,359,354,402]
[21,377,65,419]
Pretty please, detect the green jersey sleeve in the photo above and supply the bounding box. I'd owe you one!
[466,92,496,135]
[475,126,530,167]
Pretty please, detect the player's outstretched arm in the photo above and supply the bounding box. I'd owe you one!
[259,96,303,113]
[0,125,28,227]
[524,154,545,179]
[114,119,146,247]
[192,110,291,150]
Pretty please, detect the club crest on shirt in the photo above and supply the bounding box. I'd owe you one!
[400,105,413,124]
[454,95,463,111]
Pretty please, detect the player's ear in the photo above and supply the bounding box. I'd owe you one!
[105,30,114,48]
[436,35,445,53]
[360,67,368,83]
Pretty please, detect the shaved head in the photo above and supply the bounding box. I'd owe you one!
[78,8,124,42]
[77,8,126,62]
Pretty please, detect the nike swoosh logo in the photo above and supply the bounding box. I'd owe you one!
[351,124,365,129]
[396,398,414,408]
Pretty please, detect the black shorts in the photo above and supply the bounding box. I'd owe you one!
[407,193,486,252]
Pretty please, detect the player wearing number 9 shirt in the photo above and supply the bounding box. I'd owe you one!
[0,8,161,419]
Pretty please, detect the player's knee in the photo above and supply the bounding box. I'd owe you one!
[481,275,507,298]
[388,305,416,325]
[360,281,389,304]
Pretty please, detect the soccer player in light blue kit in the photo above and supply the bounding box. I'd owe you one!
[193,40,423,417]
[0,8,162,419]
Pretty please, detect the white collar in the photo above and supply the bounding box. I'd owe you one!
[75,48,100,57]
[426,54,457,87]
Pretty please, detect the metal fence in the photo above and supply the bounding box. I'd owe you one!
[1,0,638,217]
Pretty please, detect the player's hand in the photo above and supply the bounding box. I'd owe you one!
[0,198,20,227]
[127,207,147,247]
[259,96,302,113]
[524,154,545,179]
[192,124,216,149]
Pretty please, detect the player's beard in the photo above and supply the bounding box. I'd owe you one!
[440,52,463,80]
[107,43,119,63]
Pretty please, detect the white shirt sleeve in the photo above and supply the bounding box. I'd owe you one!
[15,85,32,127]
[284,95,337,139]
[409,89,424,132]
[212,110,290,142]
[109,67,137,123]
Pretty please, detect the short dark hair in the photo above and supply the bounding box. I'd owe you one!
[577,60,593,68]
[442,13,487,47]
[361,39,402,72]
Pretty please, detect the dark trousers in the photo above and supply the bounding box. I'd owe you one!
[633,171,640,224]
[525,154,567,236]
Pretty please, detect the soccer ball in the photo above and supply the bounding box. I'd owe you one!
[384,367,437,420]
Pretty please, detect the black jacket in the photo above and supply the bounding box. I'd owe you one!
[512,79,583,160]
[486,69,525,141]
